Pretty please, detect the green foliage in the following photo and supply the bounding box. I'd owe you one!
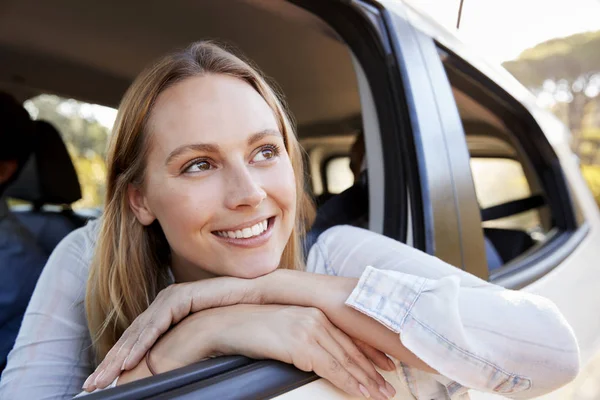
[581,165,600,206]
[25,95,111,209]
[503,30,600,87]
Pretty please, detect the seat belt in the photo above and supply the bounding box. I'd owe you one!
[480,194,545,222]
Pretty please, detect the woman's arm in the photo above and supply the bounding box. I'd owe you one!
[262,225,580,399]
[114,304,397,400]
[89,226,580,398]
[0,221,100,399]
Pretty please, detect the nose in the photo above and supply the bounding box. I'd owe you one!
[224,164,267,210]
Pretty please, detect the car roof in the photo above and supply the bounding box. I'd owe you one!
[0,0,565,143]
[0,0,360,135]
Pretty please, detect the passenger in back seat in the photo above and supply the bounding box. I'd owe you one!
[306,133,368,251]
[0,93,48,371]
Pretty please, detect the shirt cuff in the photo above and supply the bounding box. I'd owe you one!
[344,265,427,334]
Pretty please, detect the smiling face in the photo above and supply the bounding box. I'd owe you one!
[128,73,297,281]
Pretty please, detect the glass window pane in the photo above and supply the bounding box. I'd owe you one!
[326,157,354,194]
[470,158,542,231]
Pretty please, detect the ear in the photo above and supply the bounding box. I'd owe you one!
[127,183,156,226]
[0,160,18,185]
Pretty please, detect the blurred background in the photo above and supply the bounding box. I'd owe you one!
[13,1,600,398]
[20,0,600,216]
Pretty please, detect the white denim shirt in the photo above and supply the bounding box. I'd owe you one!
[0,221,579,399]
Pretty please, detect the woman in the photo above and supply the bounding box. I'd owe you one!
[0,42,579,400]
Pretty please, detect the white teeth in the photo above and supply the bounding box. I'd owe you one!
[217,219,269,240]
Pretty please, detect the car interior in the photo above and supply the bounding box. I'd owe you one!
[0,0,557,383]
[0,0,556,273]
[1,0,373,256]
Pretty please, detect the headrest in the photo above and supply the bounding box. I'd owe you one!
[6,120,82,207]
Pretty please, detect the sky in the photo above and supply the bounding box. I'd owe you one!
[410,0,600,64]
[87,0,600,128]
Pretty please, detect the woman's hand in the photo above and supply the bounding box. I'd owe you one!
[88,304,397,399]
[83,276,261,391]
[210,305,397,399]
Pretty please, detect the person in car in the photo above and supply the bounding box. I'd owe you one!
[0,93,48,372]
[0,42,580,400]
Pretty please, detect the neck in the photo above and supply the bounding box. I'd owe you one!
[170,253,216,283]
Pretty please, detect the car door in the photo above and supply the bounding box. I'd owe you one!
[397,4,600,400]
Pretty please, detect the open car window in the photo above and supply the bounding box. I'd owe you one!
[438,46,583,286]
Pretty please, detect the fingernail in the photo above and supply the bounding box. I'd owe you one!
[387,358,395,371]
[359,384,371,398]
[379,386,392,399]
[122,355,129,371]
[82,375,92,390]
[94,370,105,387]
[385,381,396,396]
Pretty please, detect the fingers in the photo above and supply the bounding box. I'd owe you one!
[309,344,371,399]
[314,327,395,400]
[353,338,397,372]
[83,287,185,392]
[84,308,162,391]
[83,327,138,391]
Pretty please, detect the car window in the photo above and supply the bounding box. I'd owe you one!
[325,156,354,194]
[470,157,543,233]
[438,47,579,276]
[23,94,116,210]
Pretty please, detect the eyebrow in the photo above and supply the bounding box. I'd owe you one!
[247,129,282,146]
[165,129,282,166]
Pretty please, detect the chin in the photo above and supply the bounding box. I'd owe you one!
[230,260,279,279]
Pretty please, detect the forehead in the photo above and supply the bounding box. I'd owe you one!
[148,74,279,150]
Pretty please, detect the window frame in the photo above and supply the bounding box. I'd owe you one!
[426,42,586,287]
[384,4,487,275]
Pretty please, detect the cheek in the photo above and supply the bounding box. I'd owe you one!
[266,158,297,212]
[146,176,219,239]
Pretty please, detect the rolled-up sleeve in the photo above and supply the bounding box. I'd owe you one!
[309,226,580,399]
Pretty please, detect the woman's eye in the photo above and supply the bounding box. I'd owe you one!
[184,160,212,173]
[252,145,279,163]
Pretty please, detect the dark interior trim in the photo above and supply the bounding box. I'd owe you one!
[291,0,413,245]
[86,356,252,399]
[152,360,318,400]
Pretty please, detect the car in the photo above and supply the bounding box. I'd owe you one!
[1,0,599,398]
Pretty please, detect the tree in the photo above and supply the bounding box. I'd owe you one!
[502,30,600,137]
[24,95,111,208]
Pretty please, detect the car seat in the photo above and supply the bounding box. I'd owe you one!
[5,120,87,255]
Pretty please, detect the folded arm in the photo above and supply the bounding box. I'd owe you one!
[88,225,580,399]
[282,225,580,398]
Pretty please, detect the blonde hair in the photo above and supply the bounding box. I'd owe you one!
[86,41,315,363]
